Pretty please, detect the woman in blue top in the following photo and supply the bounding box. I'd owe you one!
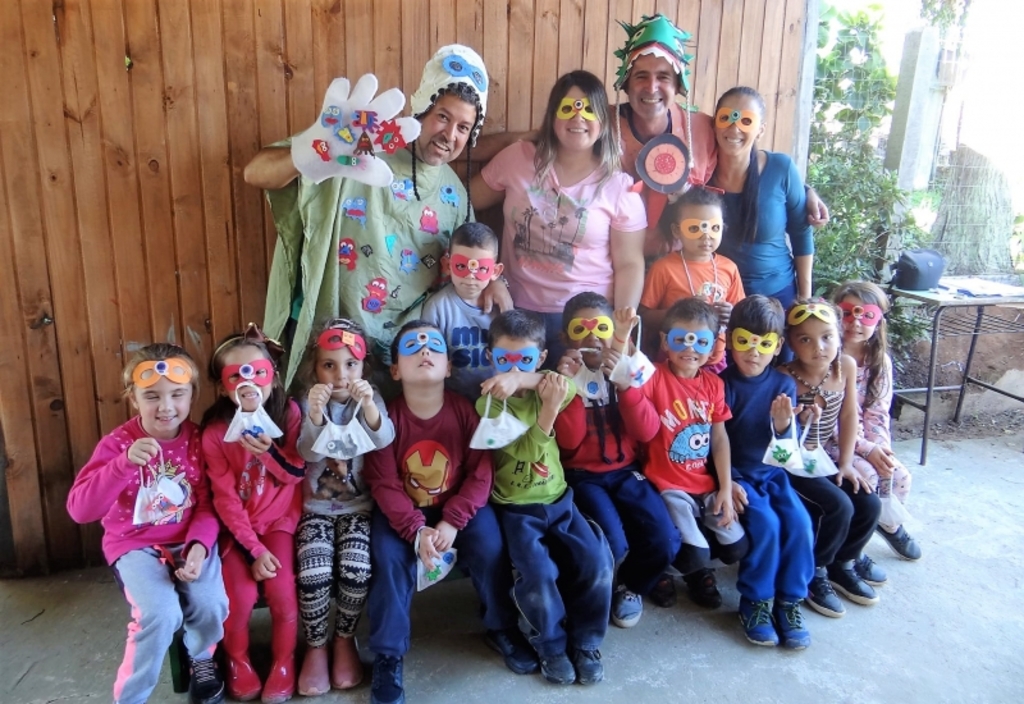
[709,86,813,312]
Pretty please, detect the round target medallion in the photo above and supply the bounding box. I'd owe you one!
[636,134,691,194]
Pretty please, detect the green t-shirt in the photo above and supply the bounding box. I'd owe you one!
[476,376,576,506]
[264,146,472,388]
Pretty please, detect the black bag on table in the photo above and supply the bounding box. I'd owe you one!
[891,249,946,290]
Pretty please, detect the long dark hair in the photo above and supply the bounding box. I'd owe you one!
[832,281,891,410]
[534,70,620,189]
[715,86,766,244]
[562,292,624,465]
[201,334,291,434]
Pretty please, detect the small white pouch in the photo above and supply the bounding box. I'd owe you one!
[571,364,609,404]
[470,395,530,450]
[878,476,911,528]
[608,318,656,388]
[790,423,839,478]
[414,531,458,591]
[762,419,804,471]
[133,450,187,526]
[311,416,377,460]
[223,383,284,443]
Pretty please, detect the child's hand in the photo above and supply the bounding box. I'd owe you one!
[127,438,161,467]
[481,371,522,401]
[433,520,458,552]
[175,543,207,582]
[866,446,897,478]
[556,350,584,378]
[835,462,873,494]
[349,379,375,409]
[417,527,442,565]
[611,307,639,352]
[714,491,737,527]
[713,300,734,327]
[731,483,749,514]
[538,373,569,409]
[252,550,281,581]
[307,383,333,426]
[796,402,822,428]
[770,395,794,434]
[239,432,272,456]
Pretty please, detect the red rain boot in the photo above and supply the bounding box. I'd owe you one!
[222,627,262,701]
[331,635,364,689]
[261,617,297,704]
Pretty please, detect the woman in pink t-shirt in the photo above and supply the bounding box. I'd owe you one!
[471,70,647,362]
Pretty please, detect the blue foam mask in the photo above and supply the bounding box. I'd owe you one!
[398,329,448,356]
[491,346,541,373]
[664,328,715,355]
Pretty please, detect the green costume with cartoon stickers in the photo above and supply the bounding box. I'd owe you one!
[263,145,470,386]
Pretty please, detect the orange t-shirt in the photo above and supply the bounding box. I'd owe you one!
[640,253,746,366]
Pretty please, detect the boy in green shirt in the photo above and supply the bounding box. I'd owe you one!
[476,310,613,687]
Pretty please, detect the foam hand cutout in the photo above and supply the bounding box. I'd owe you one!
[292,74,422,186]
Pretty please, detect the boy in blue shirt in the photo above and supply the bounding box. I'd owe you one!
[720,295,815,648]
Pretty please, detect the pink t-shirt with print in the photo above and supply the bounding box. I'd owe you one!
[481,141,647,313]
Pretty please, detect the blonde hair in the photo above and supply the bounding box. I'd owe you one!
[122,343,200,398]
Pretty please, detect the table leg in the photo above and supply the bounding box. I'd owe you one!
[953,306,984,423]
[920,306,946,465]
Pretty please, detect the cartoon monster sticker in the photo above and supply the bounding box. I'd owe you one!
[421,254,437,269]
[402,440,452,507]
[352,110,380,133]
[360,244,374,258]
[354,131,375,156]
[361,277,389,314]
[312,139,331,162]
[390,285,402,299]
[320,105,342,129]
[338,238,358,271]
[374,119,407,155]
[342,198,367,228]
[668,423,712,464]
[400,248,420,274]
[439,184,459,208]
[385,234,398,255]
[420,206,439,234]
[390,178,414,202]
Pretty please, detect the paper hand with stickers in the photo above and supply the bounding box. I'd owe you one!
[292,74,422,187]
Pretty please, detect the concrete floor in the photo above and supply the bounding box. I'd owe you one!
[3,434,1023,704]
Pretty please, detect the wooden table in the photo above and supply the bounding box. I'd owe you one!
[890,282,1024,465]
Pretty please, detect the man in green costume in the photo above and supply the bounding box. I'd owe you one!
[245,45,509,388]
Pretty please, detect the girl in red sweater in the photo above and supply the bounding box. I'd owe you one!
[202,325,305,704]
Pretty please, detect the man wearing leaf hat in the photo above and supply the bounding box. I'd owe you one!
[245,45,511,388]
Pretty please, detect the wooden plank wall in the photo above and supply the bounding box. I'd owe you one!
[0,0,809,575]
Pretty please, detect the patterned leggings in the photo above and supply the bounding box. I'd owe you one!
[296,512,372,646]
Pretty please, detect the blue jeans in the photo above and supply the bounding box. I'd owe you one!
[566,465,680,596]
[367,504,516,657]
[736,470,815,603]
[498,489,614,657]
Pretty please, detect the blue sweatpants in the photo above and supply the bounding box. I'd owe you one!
[498,489,614,658]
[567,465,681,596]
[111,544,228,704]
[367,504,517,657]
[736,468,815,603]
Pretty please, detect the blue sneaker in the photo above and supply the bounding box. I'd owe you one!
[611,585,643,628]
[738,598,778,647]
[854,554,888,586]
[773,600,811,650]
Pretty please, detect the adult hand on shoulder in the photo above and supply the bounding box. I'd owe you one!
[480,278,513,314]
[175,543,207,583]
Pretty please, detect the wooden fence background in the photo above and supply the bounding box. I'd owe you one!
[0,0,812,575]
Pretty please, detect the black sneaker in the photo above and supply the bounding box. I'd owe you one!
[538,652,576,685]
[853,554,887,586]
[828,560,879,605]
[876,525,922,561]
[371,655,405,704]
[485,628,539,675]
[683,568,722,609]
[649,573,677,608]
[188,656,225,704]
[805,566,846,618]
[571,648,604,685]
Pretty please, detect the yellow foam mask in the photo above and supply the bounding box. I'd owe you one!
[715,107,759,133]
[567,316,614,341]
[787,303,837,327]
[730,329,779,354]
[557,97,597,121]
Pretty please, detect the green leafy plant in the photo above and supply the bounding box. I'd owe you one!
[810,4,929,367]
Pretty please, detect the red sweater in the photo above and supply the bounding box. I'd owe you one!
[364,391,493,542]
[203,400,305,558]
[555,385,648,473]
[66,417,220,565]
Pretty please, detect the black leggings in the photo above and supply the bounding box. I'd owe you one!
[789,475,881,566]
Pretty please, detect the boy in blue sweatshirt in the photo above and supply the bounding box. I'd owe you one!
[720,295,815,649]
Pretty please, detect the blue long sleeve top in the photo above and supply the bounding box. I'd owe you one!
[716,151,813,297]
[722,363,799,482]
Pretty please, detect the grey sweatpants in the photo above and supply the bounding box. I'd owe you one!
[111,544,228,704]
